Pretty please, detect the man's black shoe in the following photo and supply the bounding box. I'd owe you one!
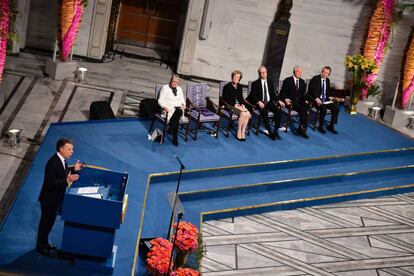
[327,125,338,134]
[37,247,57,258]
[274,132,281,140]
[269,133,277,140]
[297,128,309,139]
[318,125,326,134]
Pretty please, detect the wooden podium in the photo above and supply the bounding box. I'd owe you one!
[60,166,128,273]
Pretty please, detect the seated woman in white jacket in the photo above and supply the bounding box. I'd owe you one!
[158,74,186,146]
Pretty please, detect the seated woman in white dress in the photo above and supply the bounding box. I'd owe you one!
[158,74,186,146]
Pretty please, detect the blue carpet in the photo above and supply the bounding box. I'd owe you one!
[0,111,413,275]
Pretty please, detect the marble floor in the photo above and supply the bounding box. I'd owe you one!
[202,192,414,275]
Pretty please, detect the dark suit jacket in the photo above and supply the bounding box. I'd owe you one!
[247,78,278,105]
[307,75,332,102]
[222,82,245,107]
[38,153,73,207]
[280,76,307,105]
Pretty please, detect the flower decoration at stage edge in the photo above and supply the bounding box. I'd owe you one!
[345,54,378,96]
[58,0,86,61]
[172,221,199,252]
[361,0,396,100]
[146,237,174,275]
[400,28,414,109]
[171,267,200,276]
[0,0,10,84]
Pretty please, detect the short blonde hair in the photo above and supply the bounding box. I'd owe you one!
[231,70,243,80]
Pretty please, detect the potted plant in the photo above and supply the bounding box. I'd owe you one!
[146,237,174,276]
[171,221,199,268]
[345,54,378,114]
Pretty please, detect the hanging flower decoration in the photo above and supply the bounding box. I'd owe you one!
[0,0,10,83]
[172,221,199,252]
[361,0,396,100]
[171,267,200,276]
[146,237,174,275]
[58,0,85,61]
[400,30,414,109]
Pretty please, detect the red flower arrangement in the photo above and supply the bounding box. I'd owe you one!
[171,267,200,276]
[172,221,198,252]
[146,237,173,275]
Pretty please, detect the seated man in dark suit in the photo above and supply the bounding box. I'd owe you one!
[307,66,339,134]
[280,65,310,139]
[247,66,284,140]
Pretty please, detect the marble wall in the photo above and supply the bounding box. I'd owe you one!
[181,0,414,105]
[24,0,97,57]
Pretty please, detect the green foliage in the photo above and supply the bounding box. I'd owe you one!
[6,0,19,53]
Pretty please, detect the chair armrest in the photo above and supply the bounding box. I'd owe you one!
[206,97,222,114]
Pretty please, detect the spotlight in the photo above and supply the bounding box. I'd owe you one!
[7,128,22,148]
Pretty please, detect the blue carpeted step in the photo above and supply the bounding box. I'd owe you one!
[179,165,414,223]
[141,149,414,239]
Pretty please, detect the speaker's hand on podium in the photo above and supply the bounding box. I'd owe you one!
[67,173,79,185]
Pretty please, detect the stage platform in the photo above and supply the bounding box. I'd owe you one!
[0,110,413,275]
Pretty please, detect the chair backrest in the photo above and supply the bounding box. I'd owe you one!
[219,81,227,97]
[186,83,208,108]
[155,84,163,99]
[247,81,253,96]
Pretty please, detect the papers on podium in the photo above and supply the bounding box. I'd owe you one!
[323,100,334,105]
[76,186,102,199]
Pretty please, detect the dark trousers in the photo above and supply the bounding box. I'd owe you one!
[291,101,309,130]
[258,101,282,134]
[169,109,183,136]
[37,203,58,249]
[318,102,339,126]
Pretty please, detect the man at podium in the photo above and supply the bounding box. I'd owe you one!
[36,138,83,257]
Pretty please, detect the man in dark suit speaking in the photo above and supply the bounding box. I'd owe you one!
[307,66,339,134]
[36,138,83,257]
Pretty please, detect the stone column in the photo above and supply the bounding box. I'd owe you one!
[265,0,292,90]
[177,0,205,75]
[87,0,113,60]
[14,0,31,51]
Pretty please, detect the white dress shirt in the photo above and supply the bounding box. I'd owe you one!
[261,79,270,102]
[57,152,66,170]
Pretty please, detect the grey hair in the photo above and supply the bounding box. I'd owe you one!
[257,65,267,75]
[293,65,302,73]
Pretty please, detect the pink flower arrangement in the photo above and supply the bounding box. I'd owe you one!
[59,0,84,61]
[0,0,10,83]
[361,0,396,99]
[146,237,174,275]
[171,267,200,276]
[172,222,198,252]
[402,79,414,109]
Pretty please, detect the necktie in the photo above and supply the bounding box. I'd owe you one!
[263,81,268,103]
[322,79,326,102]
[64,160,69,174]
[295,79,299,90]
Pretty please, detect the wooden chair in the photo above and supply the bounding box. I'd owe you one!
[186,83,222,140]
[218,81,251,137]
[148,84,190,144]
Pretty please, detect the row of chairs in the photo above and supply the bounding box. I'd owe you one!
[148,81,328,143]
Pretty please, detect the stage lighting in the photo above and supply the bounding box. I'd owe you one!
[7,128,21,148]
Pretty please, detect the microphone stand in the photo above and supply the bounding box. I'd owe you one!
[166,212,183,276]
[167,155,185,240]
